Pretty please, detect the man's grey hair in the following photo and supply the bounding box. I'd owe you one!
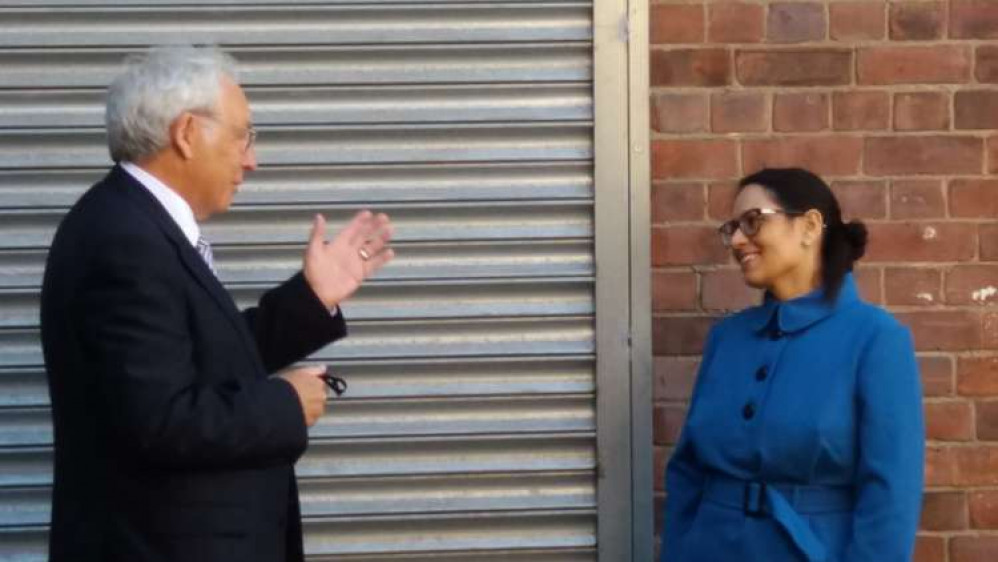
[105,45,239,163]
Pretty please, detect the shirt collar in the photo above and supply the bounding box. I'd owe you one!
[745,273,860,335]
[120,161,200,247]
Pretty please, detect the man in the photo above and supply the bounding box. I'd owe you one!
[40,45,392,562]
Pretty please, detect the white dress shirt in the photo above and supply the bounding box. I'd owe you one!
[121,161,201,248]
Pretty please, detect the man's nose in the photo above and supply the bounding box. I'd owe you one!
[243,145,258,171]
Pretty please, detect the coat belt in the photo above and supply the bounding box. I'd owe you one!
[702,474,854,562]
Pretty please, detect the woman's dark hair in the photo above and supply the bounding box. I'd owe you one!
[737,168,868,302]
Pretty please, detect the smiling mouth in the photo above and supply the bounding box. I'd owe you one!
[736,252,759,266]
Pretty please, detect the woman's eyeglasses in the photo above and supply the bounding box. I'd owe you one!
[718,208,802,247]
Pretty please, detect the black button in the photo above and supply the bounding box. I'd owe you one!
[755,366,768,381]
[742,402,756,420]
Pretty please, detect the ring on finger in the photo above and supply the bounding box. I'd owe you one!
[358,247,372,261]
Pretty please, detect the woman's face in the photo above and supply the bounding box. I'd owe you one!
[726,184,813,291]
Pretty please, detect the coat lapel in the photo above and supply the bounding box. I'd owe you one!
[107,166,261,356]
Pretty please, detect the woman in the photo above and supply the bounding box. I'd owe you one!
[662,168,924,562]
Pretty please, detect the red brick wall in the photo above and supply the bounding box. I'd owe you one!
[649,1,998,560]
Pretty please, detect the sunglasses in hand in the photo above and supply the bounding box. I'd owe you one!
[319,370,348,397]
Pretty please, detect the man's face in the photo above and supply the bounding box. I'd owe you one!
[189,77,257,219]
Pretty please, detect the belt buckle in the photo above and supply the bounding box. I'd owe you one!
[743,481,767,518]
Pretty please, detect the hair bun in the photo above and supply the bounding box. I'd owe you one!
[842,220,868,262]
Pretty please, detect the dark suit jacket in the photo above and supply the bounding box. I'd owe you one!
[41,165,346,562]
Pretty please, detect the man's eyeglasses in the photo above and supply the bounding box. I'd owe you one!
[718,208,802,247]
[192,112,257,153]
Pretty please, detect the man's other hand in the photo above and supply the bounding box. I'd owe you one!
[278,365,329,427]
[303,211,394,309]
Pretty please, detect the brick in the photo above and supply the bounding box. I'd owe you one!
[652,270,698,312]
[654,356,699,401]
[653,404,687,445]
[853,266,883,305]
[978,46,998,83]
[982,223,998,261]
[978,401,998,441]
[990,136,998,174]
[896,310,982,352]
[711,92,767,133]
[858,46,973,85]
[885,267,942,306]
[895,91,950,131]
[925,401,974,442]
[768,3,826,43]
[708,2,765,44]
[830,2,886,41]
[832,91,890,131]
[946,265,998,306]
[925,446,958,486]
[652,314,718,355]
[651,48,731,87]
[701,268,760,311]
[920,491,969,530]
[654,446,669,492]
[953,446,998,486]
[865,136,983,176]
[913,535,946,562]
[652,139,738,180]
[950,535,998,562]
[920,355,954,397]
[650,4,705,45]
[969,490,998,529]
[652,182,705,222]
[890,2,946,41]
[707,181,738,221]
[956,90,998,130]
[958,356,998,396]
[950,179,998,218]
[652,226,730,266]
[831,180,887,220]
[891,180,945,220]
[866,223,977,263]
[985,312,998,350]
[773,92,828,132]
[951,0,998,39]
[737,49,853,87]
[743,136,863,176]
[651,93,707,134]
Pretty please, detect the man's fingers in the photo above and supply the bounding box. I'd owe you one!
[364,247,395,273]
[344,210,374,247]
[308,214,327,249]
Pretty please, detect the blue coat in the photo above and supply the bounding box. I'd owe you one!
[662,274,924,562]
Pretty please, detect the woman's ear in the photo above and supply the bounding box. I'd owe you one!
[801,209,824,248]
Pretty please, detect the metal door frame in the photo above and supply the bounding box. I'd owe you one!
[594,0,652,559]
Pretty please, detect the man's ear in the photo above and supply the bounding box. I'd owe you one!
[801,209,824,247]
[170,113,197,160]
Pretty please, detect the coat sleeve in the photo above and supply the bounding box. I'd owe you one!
[661,324,720,561]
[241,272,348,374]
[842,322,924,562]
[78,235,309,470]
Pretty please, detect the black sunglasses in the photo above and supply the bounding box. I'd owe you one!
[319,370,348,397]
[718,208,803,247]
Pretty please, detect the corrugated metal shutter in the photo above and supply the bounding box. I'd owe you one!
[0,2,609,560]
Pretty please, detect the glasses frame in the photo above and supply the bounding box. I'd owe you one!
[718,207,803,247]
[191,111,257,153]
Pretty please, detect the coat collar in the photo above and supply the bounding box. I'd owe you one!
[745,273,860,335]
[106,165,259,354]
